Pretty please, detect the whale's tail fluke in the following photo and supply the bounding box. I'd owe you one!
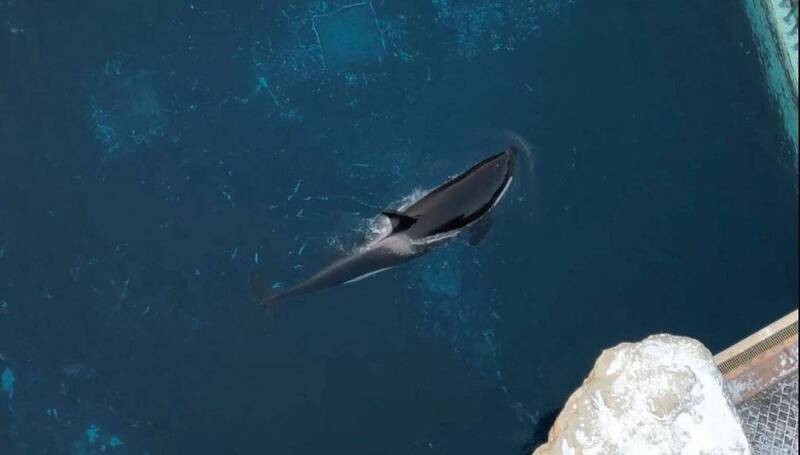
[250,270,286,309]
[264,290,289,304]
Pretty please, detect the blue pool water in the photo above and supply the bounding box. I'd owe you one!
[0,1,797,453]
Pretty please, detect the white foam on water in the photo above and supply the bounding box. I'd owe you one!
[395,187,433,210]
[356,187,432,249]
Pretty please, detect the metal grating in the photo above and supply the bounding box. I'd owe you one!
[736,372,799,455]
[718,320,798,375]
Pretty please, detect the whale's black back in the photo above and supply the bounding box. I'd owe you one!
[403,148,515,238]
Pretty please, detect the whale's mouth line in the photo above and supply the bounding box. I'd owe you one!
[492,175,513,208]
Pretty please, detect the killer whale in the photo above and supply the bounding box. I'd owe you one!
[259,146,517,304]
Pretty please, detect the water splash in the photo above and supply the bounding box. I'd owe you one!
[85,424,100,445]
[84,423,125,451]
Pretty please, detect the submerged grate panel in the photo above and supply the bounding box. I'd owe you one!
[736,372,799,455]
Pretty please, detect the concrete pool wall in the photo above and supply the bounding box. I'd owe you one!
[744,0,799,174]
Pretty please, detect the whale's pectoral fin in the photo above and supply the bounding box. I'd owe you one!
[382,210,418,232]
[468,219,492,246]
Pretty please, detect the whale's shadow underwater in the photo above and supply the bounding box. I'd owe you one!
[254,145,520,305]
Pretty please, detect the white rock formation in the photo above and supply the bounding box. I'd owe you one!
[534,334,750,455]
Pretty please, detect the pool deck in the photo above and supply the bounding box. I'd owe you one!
[715,310,798,454]
[745,0,799,169]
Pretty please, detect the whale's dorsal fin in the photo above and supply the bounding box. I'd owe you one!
[382,210,418,232]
